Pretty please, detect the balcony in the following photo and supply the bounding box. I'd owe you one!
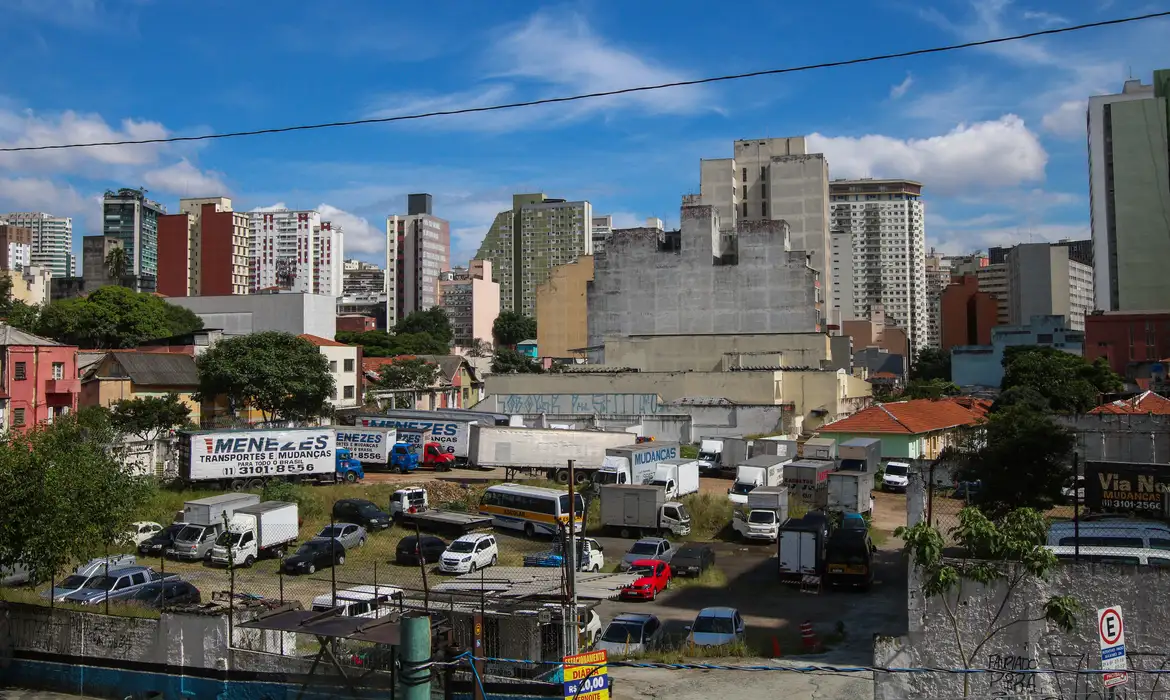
[45,378,79,394]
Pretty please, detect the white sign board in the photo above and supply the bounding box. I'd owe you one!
[1098,606,1128,688]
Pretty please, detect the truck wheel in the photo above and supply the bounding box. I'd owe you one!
[554,470,570,485]
[619,528,632,539]
[244,555,255,568]
[346,471,358,483]
[358,537,366,548]
[230,479,245,491]
[524,523,536,538]
[247,479,264,489]
[490,554,497,566]
[337,555,346,566]
[573,471,590,485]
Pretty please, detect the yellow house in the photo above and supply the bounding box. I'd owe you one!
[80,351,204,423]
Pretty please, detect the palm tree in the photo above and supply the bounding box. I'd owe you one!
[105,247,129,285]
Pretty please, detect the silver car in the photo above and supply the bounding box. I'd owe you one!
[619,538,675,572]
[62,566,174,606]
[313,523,367,551]
[42,554,137,602]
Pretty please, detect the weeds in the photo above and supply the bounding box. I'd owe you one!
[0,586,161,620]
[670,566,727,590]
[630,638,756,662]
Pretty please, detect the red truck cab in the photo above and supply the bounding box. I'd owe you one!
[420,441,455,471]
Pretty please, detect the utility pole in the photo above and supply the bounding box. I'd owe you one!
[566,459,579,656]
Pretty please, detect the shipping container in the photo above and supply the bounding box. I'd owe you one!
[802,438,838,460]
[838,438,881,472]
[827,470,876,513]
[785,458,837,509]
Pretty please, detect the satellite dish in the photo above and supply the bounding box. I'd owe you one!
[537,609,552,624]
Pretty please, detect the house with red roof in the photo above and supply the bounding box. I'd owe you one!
[1089,391,1170,416]
[362,354,481,410]
[815,396,991,460]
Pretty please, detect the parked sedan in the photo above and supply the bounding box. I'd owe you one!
[595,613,665,657]
[670,543,715,577]
[138,524,185,557]
[128,580,201,609]
[282,540,347,576]
[332,499,392,531]
[619,559,671,601]
[687,607,746,647]
[125,521,164,546]
[313,523,367,551]
[618,538,675,572]
[396,536,447,565]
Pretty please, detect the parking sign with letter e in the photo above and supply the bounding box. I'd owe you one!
[1098,606,1128,688]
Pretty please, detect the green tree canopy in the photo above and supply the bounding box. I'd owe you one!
[35,286,203,348]
[0,412,154,585]
[491,346,544,374]
[910,347,951,381]
[990,385,1050,414]
[375,357,440,390]
[109,393,192,442]
[336,330,449,357]
[195,331,335,422]
[492,311,537,347]
[394,308,453,347]
[901,378,961,400]
[1001,346,1123,413]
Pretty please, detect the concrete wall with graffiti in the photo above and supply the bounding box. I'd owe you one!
[875,562,1170,700]
[489,393,666,415]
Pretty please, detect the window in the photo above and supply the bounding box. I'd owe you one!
[13,408,25,426]
[344,385,355,400]
[52,362,64,380]
[329,361,338,372]
[344,358,355,372]
[762,201,767,217]
[14,362,26,380]
[760,166,766,180]
[741,167,747,182]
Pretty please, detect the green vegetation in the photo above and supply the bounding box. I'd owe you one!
[679,445,698,459]
[1000,346,1123,414]
[669,565,727,590]
[109,393,193,442]
[910,346,951,382]
[30,286,203,348]
[335,330,449,357]
[492,311,537,347]
[0,586,161,619]
[900,379,961,400]
[491,346,544,374]
[394,308,453,347]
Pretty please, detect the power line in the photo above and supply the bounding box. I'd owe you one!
[2,10,1168,154]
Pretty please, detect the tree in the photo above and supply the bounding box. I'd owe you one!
[492,311,537,348]
[195,332,335,422]
[910,347,951,381]
[956,405,1075,516]
[35,286,203,348]
[336,330,449,357]
[896,508,1079,698]
[0,412,154,585]
[990,385,1050,414]
[491,346,544,374]
[466,338,493,357]
[105,246,129,285]
[1001,346,1124,413]
[109,394,192,443]
[394,308,453,347]
[374,357,441,409]
[0,274,40,331]
[162,302,204,337]
[901,378,961,400]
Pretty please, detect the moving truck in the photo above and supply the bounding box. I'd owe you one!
[732,485,790,542]
[177,428,364,489]
[650,458,700,499]
[785,459,837,509]
[599,485,691,538]
[751,438,798,461]
[777,518,824,584]
[357,414,473,464]
[802,438,838,461]
[728,455,787,504]
[171,494,260,561]
[466,426,631,484]
[838,438,881,472]
[827,470,876,514]
[209,501,300,567]
[696,436,750,476]
[597,442,681,486]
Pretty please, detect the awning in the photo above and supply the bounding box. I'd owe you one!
[237,607,401,645]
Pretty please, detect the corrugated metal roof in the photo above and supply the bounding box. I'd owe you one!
[108,352,199,386]
[0,324,64,347]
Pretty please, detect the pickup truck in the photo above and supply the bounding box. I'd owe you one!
[41,554,137,602]
[62,566,179,606]
[523,537,605,572]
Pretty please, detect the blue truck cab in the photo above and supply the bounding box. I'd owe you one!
[388,442,420,474]
[336,449,366,483]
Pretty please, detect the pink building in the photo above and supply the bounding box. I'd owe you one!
[438,260,500,350]
[0,325,80,432]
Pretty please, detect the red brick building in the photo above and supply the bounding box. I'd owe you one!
[0,325,79,432]
[337,315,377,333]
[1084,311,1170,378]
[940,274,999,350]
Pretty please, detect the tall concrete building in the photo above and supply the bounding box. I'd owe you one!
[591,216,612,256]
[699,137,831,313]
[438,260,499,348]
[0,224,32,271]
[102,188,165,292]
[386,193,450,325]
[248,209,343,297]
[924,249,952,348]
[940,275,998,351]
[537,256,594,359]
[339,259,389,328]
[1088,69,1170,311]
[586,197,822,347]
[475,193,592,317]
[1006,243,1095,331]
[976,263,1010,326]
[157,197,250,297]
[827,179,927,355]
[81,235,124,290]
[0,212,73,278]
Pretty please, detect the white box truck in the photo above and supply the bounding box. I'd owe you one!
[728,455,786,504]
[751,437,798,460]
[777,519,824,584]
[828,470,876,514]
[732,485,790,542]
[597,442,681,486]
[171,494,260,561]
[177,428,361,489]
[599,485,690,538]
[209,501,299,567]
[466,426,631,484]
[650,458,699,499]
[696,436,750,476]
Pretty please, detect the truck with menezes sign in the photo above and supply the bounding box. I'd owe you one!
[177,428,364,490]
[1085,460,1170,516]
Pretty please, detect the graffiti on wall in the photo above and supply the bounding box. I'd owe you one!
[979,649,1170,699]
[498,394,663,415]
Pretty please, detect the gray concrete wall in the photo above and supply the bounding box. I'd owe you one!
[1058,413,1170,464]
[875,563,1170,700]
[169,293,337,339]
[586,204,821,347]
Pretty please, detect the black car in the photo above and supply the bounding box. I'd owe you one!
[129,580,201,608]
[333,499,392,531]
[283,539,347,575]
[396,535,448,565]
[138,524,185,557]
[670,543,716,577]
[824,529,876,590]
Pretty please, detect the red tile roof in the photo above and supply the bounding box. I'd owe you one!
[1089,391,1170,415]
[870,371,898,379]
[818,397,991,435]
[298,334,348,347]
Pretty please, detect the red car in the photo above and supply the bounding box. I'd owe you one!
[620,559,672,601]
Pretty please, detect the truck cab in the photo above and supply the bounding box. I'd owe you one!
[732,508,784,543]
[389,487,429,519]
[335,449,365,482]
[388,441,453,473]
[696,439,722,472]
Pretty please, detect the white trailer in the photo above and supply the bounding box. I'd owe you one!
[467,426,631,484]
[178,428,342,489]
[777,523,822,583]
[597,443,681,486]
[209,501,299,567]
[335,427,397,466]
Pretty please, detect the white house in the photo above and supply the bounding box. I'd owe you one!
[299,334,361,409]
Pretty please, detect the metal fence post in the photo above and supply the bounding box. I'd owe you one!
[104,543,110,616]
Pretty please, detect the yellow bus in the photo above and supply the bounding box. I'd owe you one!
[479,484,584,537]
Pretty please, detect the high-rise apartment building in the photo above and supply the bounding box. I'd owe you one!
[248,209,343,296]
[924,249,952,348]
[0,224,32,271]
[102,188,165,293]
[591,215,613,256]
[386,193,450,325]
[81,235,124,290]
[828,179,928,355]
[475,193,592,316]
[976,263,1010,326]
[1088,69,1170,311]
[699,137,831,310]
[1006,243,1095,331]
[438,260,499,348]
[339,259,389,328]
[157,197,250,297]
[0,212,73,278]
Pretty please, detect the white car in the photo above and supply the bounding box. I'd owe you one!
[439,533,498,574]
[881,462,910,492]
[126,522,164,546]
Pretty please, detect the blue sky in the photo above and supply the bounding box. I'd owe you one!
[0,0,1167,268]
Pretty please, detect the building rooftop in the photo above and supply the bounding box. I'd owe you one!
[818,397,991,435]
[0,324,65,347]
[1089,391,1170,416]
[298,334,348,347]
[91,352,199,386]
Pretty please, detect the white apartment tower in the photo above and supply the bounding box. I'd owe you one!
[248,209,344,296]
[828,179,928,355]
[0,212,74,278]
[386,193,451,326]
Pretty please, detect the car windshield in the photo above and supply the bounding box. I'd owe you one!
[602,622,644,643]
[676,547,702,561]
[355,503,382,516]
[59,575,90,589]
[85,576,119,591]
[216,531,243,547]
[730,483,756,496]
[748,511,776,524]
[132,584,163,600]
[318,526,345,538]
[677,504,690,519]
[885,464,908,476]
[297,543,327,556]
[558,493,586,514]
[692,615,734,634]
[177,526,204,541]
[630,542,658,555]
[448,541,476,553]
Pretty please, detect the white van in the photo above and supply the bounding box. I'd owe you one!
[1046,545,1170,567]
[1047,519,1170,550]
[310,585,403,619]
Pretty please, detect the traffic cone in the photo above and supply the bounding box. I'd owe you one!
[771,636,782,658]
[800,621,818,652]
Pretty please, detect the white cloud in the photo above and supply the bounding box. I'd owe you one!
[0,176,90,213]
[0,104,168,172]
[808,116,1047,194]
[930,222,1090,254]
[316,204,384,256]
[142,159,228,197]
[250,202,288,212]
[889,73,914,100]
[1041,99,1086,138]
[1021,10,1069,28]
